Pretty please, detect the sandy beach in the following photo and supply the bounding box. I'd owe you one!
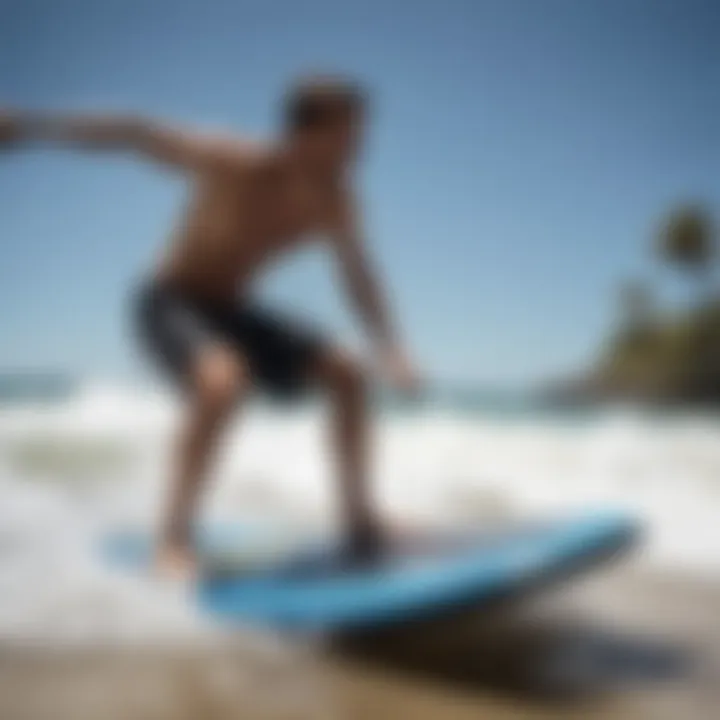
[1,563,718,720]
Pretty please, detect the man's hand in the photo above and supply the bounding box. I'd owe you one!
[380,346,421,395]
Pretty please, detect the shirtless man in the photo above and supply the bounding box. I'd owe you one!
[0,76,419,577]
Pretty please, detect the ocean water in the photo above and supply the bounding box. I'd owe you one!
[0,379,719,646]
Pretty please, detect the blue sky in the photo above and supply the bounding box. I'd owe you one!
[1,0,717,384]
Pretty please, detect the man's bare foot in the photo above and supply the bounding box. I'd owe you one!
[154,543,197,582]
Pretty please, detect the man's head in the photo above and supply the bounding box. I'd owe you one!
[283,75,367,172]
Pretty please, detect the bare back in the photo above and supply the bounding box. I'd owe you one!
[158,144,340,299]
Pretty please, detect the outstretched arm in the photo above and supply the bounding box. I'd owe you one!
[328,188,419,392]
[0,109,241,170]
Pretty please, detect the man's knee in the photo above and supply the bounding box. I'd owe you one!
[191,346,247,416]
[321,349,367,398]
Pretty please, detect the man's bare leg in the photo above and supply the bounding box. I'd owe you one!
[316,349,379,557]
[158,346,247,579]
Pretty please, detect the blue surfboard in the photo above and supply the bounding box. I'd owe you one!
[105,511,639,632]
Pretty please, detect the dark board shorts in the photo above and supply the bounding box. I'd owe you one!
[133,278,327,399]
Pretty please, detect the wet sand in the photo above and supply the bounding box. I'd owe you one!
[1,564,719,720]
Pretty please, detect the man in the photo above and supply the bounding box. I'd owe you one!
[0,76,419,578]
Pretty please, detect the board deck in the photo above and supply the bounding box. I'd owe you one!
[105,511,639,632]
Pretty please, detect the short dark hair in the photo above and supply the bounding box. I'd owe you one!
[283,75,367,131]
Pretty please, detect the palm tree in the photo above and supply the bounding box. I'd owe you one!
[657,205,719,401]
[657,205,716,299]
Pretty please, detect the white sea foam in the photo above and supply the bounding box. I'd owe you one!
[0,380,719,643]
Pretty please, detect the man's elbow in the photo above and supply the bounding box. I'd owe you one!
[118,116,157,146]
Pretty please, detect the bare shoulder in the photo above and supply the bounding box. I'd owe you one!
[199,129,270,172]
